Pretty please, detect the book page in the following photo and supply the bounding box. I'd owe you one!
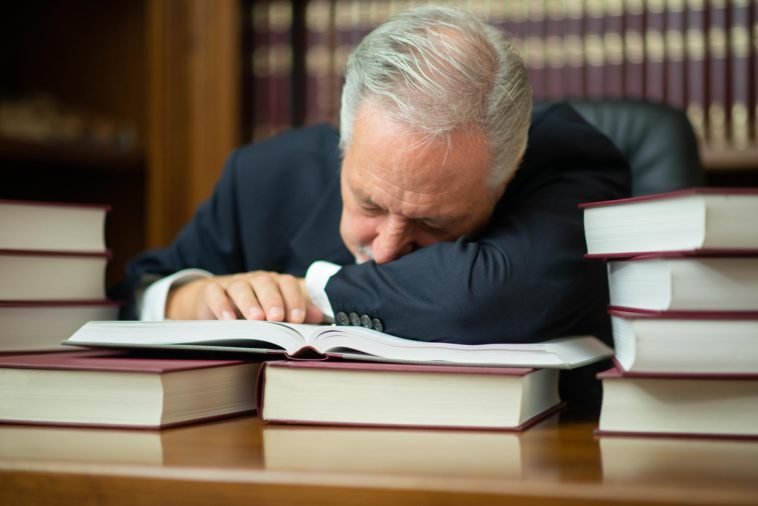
[65,320,308,355]
[307,326,613,369]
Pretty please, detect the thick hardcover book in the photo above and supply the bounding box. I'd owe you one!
[729,0,751,150]
[562,0,585,98]
[603,0,625,97]
[64,320,613,369]
[304,0,335,126]
[0,351,260,428]
[685,0,707,140]
[584,0,606,97]
[524,0,547,99]
[609,308,758,374]
[623,0,646,98]
[665,0,686,110]
[544,0,566,99]
[0,300,120,351]
[0,199,108,253]
[260,360,561,430]
[707,0,730,148]
[0,249,109,300]
[644,0,666,102]
[597,366,758,438]
[581,188,758,257]
[607,255,758,312]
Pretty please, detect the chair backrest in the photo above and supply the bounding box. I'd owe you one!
[537,100,705,196]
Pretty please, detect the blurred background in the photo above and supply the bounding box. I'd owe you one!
[1,0,756,287]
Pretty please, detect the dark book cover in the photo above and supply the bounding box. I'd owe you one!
[644,0,667,103]
[624,0,646,98]
[707,0,730,148]
[685,0,707,140]
[604,0,625,97]
[665,0,686,110]
[584,0,606,97]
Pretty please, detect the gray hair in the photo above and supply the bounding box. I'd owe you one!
[339,4,533,188]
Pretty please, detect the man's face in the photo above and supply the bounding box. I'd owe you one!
[340,102,502,264]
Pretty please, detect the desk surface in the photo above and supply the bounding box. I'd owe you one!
[1,406,757,506]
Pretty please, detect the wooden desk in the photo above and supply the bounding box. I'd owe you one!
[1,406,757,505]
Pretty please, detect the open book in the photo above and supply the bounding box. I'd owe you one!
[64,320,613,369]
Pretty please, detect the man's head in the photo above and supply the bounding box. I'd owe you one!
[338,5,532,264]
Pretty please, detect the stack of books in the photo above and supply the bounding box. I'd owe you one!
[0,200,120,352]
[582,188,758,439]
[0,319,615,430]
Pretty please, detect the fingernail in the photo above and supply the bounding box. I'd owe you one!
[221,310,235,321]
[290,308,304,321]
[248,307,264,320]
[267,306,283,319]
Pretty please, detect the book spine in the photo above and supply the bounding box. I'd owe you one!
[685,0,708,142]
[524,0,547,100]
[268,1,293,137]
[503,1,529,85]
[252,0,273,140]
[584,0,607,97]
[605,0,626,97]
[707,0,730,150]
[645,0,667,103]
[544,0,567,99]
[624,0,646,98]
[665,0,687,110]
[304,0,334,126]
[729,0,752,150]
[563,0,586,98]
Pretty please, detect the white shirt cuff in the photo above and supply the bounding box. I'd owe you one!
[138,268,213,321]
[305,261,341,322]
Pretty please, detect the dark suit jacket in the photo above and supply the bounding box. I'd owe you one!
[119,103,630,346]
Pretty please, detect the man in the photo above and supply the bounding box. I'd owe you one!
[122,5,629,348]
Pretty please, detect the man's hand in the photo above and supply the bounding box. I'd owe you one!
[166,271,324,323]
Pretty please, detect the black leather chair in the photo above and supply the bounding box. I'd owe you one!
[536,99,705,196]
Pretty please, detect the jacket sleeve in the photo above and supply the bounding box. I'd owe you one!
[324,105,631,344]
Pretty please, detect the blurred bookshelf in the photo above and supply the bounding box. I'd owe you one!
[245,0,758,184]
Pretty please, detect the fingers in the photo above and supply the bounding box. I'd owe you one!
[203,281,238,320]
[201,272,319,324]
[248,273,287,322]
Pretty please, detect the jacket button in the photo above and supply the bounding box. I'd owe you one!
[360,314,373,328]
[336,312,350,326]
[372,318,384,332]
[349,312,361,326]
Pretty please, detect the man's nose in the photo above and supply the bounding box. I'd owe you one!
[372,215,416,264]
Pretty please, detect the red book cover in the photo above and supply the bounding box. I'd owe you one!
[579,186,758,208]
[267,0,293,137]
[604,0,626,98]
[0,350,248,373]
[259,360,563,431]
[0,199,110,211]
[543,0,566,99]
[685,0,707,140]
[584,0,606,97]
[562,0,585,98]
[707,0,731,148]
[729,0,752,150]
[624,0,646,98]
[608,307,758,319]
[252,0,273,140]
[598,365,758,381]
[665,0,687,110]
[645,0,667,103]
[304,0,334,126]
[524,0,547,100]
